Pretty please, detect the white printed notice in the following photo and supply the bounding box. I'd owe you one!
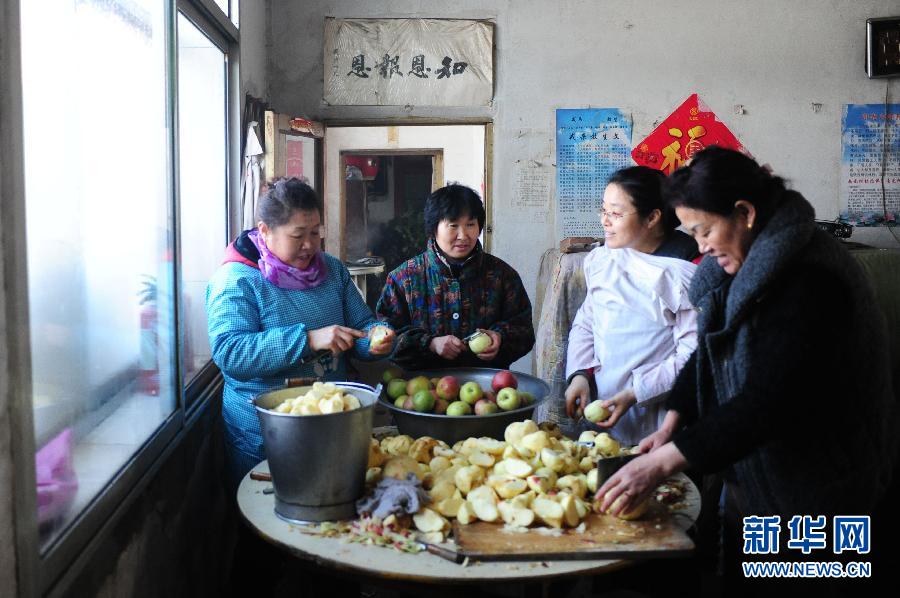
[515,162,551,222]
[556,109,632,239]
[840,104,900,226]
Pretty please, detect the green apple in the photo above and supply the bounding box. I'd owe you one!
[496,387,521,411]
[394,395,408,408]
[584,401,611,423]
[459,381,483,405]
[406,375,431,397]
[446,401,472,416]
[412,389,436,413]
[387,378,408,400]
[382,367,403,384]
[519,391,536,406]
[468,332,492,354]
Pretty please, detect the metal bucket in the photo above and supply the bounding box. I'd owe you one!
[253,381,379,523]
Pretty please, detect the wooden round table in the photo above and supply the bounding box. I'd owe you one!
[237,461,701,585]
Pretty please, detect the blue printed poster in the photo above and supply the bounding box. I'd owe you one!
[556,109,633,239]
[840,104,900,226]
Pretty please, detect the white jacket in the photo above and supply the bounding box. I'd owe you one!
[565,245,698,445]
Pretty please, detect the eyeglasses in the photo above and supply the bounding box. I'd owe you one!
[598,207,638,221]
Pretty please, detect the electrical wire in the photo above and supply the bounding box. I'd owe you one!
[880,80,900,246]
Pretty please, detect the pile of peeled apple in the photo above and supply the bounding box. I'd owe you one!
[365,420,650,544]
[383,368,536,416]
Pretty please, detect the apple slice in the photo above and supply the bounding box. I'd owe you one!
[454,465,485,495]
[520,430,551,454]
[456,501,476,525]
[474,437,507,455]
[468,450,495,468]
[556,475,588,499]
[413,508,448,533]
[526,474,553,494]
[435,496,465,518]
[502,458,534,479]
[540,448,566,473]
[532,497,564,528]
[558,493,581,527]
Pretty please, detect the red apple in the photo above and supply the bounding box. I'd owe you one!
[474,399,499,416]
[436,376,460,401]
[484,391,497,404]
[491,370,519,392]
[434,398,449,414]
[402,396,415,411]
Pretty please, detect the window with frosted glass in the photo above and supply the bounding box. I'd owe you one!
[177,13,227,386]
[20,0,175,551]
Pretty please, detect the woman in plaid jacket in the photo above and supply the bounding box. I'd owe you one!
[376,184,535,371]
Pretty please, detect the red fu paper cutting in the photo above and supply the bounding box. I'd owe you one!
[632,94,747,174]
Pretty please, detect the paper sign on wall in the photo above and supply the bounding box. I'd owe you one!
[840,104,900,226]
[324,18,493,107]
[556,108,633,240]
[632,94,747,174]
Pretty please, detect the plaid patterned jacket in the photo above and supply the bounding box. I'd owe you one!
[376,239,535,370]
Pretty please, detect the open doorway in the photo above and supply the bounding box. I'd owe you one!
[342,151,442,305]
[325,124,488,307]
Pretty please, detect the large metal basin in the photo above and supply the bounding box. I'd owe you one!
[381,368,550,445]
[254,381,378,523]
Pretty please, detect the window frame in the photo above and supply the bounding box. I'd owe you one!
[4,0,240,595]
[174,1,239,408]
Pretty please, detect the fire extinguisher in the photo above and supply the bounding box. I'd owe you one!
[138,276,159,396]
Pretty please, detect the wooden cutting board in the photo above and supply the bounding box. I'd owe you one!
[453,501,694,561]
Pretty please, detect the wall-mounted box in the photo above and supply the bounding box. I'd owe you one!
[866,17,900,78]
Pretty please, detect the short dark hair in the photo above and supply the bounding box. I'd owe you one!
[665,147,786,228]
[256,177,322,228]
[423,184,486,237]
[607,166,679,232]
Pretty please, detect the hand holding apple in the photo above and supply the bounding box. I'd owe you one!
[590,388,636,429]
[584,400,611,423]
[467,331,492,354]
[473,330,501,360]
[368,326,395,355]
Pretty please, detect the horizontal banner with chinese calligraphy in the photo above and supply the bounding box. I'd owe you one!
[324,18,493,107]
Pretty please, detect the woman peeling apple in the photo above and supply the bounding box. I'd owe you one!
[597,148,897,588]
[376,184,535,370]
[207,178,395,489]
[564,166,699,446]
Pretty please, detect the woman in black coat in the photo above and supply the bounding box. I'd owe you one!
[596,147,897,587]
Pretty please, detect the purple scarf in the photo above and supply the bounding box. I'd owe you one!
[248,229,328,290]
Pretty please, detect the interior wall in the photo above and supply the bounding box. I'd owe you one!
[271,0,900,371]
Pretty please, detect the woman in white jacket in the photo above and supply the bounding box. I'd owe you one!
[564,166,698,446]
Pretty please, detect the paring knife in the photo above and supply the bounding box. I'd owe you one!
[416,540,465,563]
